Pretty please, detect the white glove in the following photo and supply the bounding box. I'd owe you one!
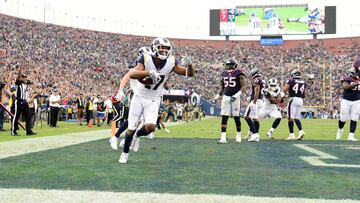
[115,89,125,101]
[181,56,192,66]
[149,70,161,84]
[213,93,221,102]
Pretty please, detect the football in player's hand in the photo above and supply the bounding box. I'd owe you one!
[138,76,154,85]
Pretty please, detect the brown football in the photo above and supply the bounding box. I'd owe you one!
[138,76,154,85]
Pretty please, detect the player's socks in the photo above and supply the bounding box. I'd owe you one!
[294,119,303,130]
[245,118,255,134]
[234,117,241,132]
[123,133,133,153]
[338,120,345,129]
[115,120,128,138]
[221,127,226,133]
[288,120,294,134]
[272,118,281,129]
[253,120,260,133]
[136,126,149,137]
[350,120,357,133]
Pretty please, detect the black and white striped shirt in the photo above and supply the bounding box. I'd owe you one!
[15,79,28,101]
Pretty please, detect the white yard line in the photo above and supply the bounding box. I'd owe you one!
[0,189,358,203]
[0,121,188,160]
[0,129,111,159]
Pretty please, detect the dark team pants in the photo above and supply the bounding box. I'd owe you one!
[0,106,4,129]
[11,100,32,134]
[86,109,93,125]
[50,107,59,127]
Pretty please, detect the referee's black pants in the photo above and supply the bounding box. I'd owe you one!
[50,106,59,127]
[11,100,31,134]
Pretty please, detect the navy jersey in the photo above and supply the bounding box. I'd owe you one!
[221,69,245,96]
[287,79,306,98]
[341,76,360,101]
[250,77,264,100]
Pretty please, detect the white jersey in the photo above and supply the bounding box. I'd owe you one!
[129,78,138,90]
[134,54,175,100]
[263,86,281,106]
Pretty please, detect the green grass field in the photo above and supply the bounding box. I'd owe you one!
[235,7,308,33]
[0,121,111,142]
[0,118,359,200]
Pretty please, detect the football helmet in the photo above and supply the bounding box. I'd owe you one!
[291,69,301,79]
[348,67,357,77]
[138,46,151,56]
[151,37,172,60]
[225,58,238,70]
[249,68,261,79]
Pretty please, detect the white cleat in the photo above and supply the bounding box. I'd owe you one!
[109,136,119,150]
[149,132,155,140]
[218,138,227,144]
[131,137,140,152]
[248,133,260,142]
[267,130,274,140]
[347,137,358,142]
[336,129,343,140]
[297,130,305,140]
[286,133,296,140]
[118,152,129,164]
[235,134,242,143]
[164,128,170,133]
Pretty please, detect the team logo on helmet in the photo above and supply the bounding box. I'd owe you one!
[348,67,358,78]
[151,37,172,60]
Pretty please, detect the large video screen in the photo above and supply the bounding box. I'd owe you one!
[219,5,325,36]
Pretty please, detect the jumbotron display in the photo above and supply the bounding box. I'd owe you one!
[210,5,336,36]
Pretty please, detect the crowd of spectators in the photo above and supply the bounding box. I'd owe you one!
[1,14,359,115]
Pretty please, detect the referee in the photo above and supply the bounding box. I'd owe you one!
[11,65,37,136]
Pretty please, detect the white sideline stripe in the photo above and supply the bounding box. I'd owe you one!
[0,121,188,160]
[0,189,358,203]
[0,129,111,159]
[294,144,360,168]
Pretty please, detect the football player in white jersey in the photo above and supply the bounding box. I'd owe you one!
[259,78,284,139]
[109,47,151,150]
[118,37,195,164]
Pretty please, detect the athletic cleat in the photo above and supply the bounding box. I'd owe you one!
[297,130,305,140]
[336,129,343,140]
[164,128,170,133]
[347,136,358,142]
[149,132,155,139]
[248,133,260,142]
[286,133,296,140]
[109,136,119,150]
[267,130,274,139]
[218,138,227,144]
[235,134,242,143]
[118,152,129,164]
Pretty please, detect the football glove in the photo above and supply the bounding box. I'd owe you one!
[115,89,125,101]
[149,70,161,84]
[230,96,237,102]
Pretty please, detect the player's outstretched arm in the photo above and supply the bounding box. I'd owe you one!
[173,56,195,77]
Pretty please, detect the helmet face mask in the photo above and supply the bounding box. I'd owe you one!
[250,68,261,79]
[348,67,358,78]
[151,37,172,60]
[291,69,301,79]
[225,58,238,70]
